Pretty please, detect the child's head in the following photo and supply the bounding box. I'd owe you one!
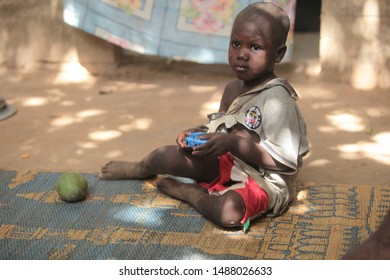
[228,2,290,84]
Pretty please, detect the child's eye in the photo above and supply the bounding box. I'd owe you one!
[252,45,261,52]
[231,41,240,48]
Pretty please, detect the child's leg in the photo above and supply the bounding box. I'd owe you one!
[156,177,245,227]
[99,145,220,183]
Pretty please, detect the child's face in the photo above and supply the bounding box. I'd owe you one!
[228,16,280,83]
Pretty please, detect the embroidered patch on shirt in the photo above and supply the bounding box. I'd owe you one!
[244,106,262,129]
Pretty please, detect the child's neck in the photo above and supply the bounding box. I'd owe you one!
[241,71,276,92]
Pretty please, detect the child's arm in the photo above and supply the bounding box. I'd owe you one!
[191,130,282,171]
[229,133,282,170]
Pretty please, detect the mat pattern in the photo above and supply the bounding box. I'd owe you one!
[1,170,389,260]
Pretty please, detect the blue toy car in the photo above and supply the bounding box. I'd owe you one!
[185,132,208,147]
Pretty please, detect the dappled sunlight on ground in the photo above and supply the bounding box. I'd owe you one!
[335,132,390,165]
[312,99,390,166]
[88,130,122,141]
[76,141,99,149]
[0,65,227,173]
[326,111,366,132]
[53,60,93,84]
[1,52,389,184]
[52,48,96,85]
[111,205,153,225]
[22,96,49,107]
[288,190,311,215]
[49,109,106,128]
[293,74,389,183]
[118,118,153,132]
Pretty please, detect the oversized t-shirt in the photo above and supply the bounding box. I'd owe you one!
[206,78,309,216]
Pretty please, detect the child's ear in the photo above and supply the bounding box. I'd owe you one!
[275,45,287,63]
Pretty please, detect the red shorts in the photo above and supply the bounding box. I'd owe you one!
[199,153,269,225]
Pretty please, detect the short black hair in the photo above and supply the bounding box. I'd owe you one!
[235,2,290,47]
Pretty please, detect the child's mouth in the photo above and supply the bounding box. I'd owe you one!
[235,65,249,72]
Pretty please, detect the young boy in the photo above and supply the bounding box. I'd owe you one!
[99,2,309,232]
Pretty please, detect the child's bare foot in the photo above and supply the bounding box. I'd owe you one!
[99,161,153,180]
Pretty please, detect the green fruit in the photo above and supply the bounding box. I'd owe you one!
[55,172,88,202]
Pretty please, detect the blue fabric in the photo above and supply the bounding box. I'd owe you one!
[63,0,296,64]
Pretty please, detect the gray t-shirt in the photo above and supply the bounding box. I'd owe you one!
[207,78,309,216]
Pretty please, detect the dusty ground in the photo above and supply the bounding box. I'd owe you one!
[0,34,389,185]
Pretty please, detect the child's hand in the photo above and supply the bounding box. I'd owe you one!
[177,126,209,149]
[191,133,235,157]
[176,130,192,148]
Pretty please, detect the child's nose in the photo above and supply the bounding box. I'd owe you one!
[237,49,249,60]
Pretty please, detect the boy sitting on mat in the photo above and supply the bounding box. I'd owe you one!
[99,2,309,232]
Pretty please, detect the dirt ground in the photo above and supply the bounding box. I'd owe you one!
[1,34,389,186]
